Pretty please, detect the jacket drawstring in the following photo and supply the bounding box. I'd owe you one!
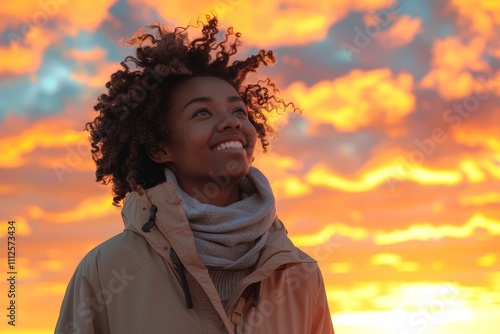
[170,248,193,309]
[142,204,157,232]
[252,282,261,307]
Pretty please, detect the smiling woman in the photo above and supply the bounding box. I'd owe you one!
[54,15,334,334]
[85,18,282,207]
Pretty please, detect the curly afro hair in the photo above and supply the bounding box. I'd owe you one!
[86,16,294,206]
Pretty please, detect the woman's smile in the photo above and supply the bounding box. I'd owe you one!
[214,140,243,151]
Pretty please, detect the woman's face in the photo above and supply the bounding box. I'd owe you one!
[156,76,258,195]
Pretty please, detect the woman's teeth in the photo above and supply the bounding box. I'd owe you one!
[215,141,243,151]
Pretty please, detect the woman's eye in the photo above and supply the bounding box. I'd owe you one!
[194,109,210,117]
[234,108,247,116]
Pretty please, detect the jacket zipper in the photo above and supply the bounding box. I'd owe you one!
[169,248,193,309]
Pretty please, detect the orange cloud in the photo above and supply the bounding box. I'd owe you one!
[32,283,68,297]
[290,223,368,247]
[254,152,312,199]
[370,253,420,272]
[0,1,42,30]
[64,46,107,62]
[460,192,500,206]
[305,162,462,192]
[271,177,312,198]
[36,259,65,272]
[326,282,382,311]
[34,149,94,173]
[306,163,386,192]
[330,262,352,274]
[454,125,500,151]
[284,69,415,131]
[375,14,422,48]
[371,253,400,266]
[0,216,32,237]
[0,27,52,75]
[374,214,500,245]
[455,155,500,181]
[477,253,497,267]
[59,0,117,34]
[1,1,117,75]
[128,0,395,47]
[420,37,489,99]
[450,0,500,37]
[29,194,118,223]
[63,47,114,91]
[481,157,500,179]
[0,117,87,168]
[1,0,116,33]
[459,158,486,183]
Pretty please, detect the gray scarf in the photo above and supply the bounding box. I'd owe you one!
[164,167,276,270]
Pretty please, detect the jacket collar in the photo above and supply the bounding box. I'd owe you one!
[122,180,315,273]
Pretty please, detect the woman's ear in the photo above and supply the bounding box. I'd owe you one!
[146,142,172,164]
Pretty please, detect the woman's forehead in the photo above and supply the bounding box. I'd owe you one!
[171,76,241,108]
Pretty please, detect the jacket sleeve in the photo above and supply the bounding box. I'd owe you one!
[311,266,335,334]
[55,253,110,334]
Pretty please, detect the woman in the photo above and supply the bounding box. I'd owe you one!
[55,16,334,334]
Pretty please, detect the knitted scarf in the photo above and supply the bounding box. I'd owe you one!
[164,167,276,270]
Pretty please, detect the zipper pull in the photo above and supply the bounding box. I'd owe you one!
[231,297,246,325]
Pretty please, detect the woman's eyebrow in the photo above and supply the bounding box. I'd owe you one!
[227,95,243,103]
[182,95,243,110]
[183,96,211,110]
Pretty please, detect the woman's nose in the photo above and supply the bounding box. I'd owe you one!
[217,113,242,131]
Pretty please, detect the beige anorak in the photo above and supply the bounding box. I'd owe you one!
[56,181,335,333]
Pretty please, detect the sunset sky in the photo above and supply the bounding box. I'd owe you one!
[1,0,500,333]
